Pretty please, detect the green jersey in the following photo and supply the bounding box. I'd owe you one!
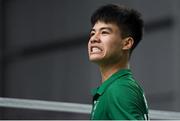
[90,69,149,120]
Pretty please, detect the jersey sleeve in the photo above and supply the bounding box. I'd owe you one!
[106,83,145,120]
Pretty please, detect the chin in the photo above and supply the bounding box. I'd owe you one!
[89,56,104,63]
[88,52,106,62]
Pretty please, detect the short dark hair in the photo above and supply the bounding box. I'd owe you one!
[91,4,144,54]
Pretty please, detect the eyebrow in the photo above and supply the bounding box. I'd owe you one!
[91,27,113,32]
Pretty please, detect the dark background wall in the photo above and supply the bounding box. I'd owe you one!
[0,0,180,119]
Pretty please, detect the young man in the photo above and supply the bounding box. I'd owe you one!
[88,4,149,120]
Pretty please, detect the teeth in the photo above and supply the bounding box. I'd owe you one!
[92,47,101,52]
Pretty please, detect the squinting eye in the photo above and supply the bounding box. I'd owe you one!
[90,32,95,37]
[102,31,109,34]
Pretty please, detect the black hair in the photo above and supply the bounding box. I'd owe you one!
[91,4,144,54]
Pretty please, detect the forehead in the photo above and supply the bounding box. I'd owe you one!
[92,21,120,31]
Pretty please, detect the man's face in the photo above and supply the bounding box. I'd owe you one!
[88,21,124,64]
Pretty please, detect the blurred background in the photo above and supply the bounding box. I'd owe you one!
[0,0,180,119]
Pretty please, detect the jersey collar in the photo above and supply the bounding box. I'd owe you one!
[91,69,132,96]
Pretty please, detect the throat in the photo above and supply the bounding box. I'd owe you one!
[99,62,129,83]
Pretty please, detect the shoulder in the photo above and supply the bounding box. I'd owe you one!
[106,77,143,104]
[103,76,148,119]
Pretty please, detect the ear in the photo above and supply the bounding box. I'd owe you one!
[122,37,134,50]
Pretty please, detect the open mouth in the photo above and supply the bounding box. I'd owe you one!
[91,46,103,53]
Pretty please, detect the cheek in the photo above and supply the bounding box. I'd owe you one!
[105,38,121,50]
[105,41,122,56]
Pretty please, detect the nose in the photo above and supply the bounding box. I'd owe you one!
[89,33,100,44]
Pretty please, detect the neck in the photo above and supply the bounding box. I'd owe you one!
[99,60,129,83]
